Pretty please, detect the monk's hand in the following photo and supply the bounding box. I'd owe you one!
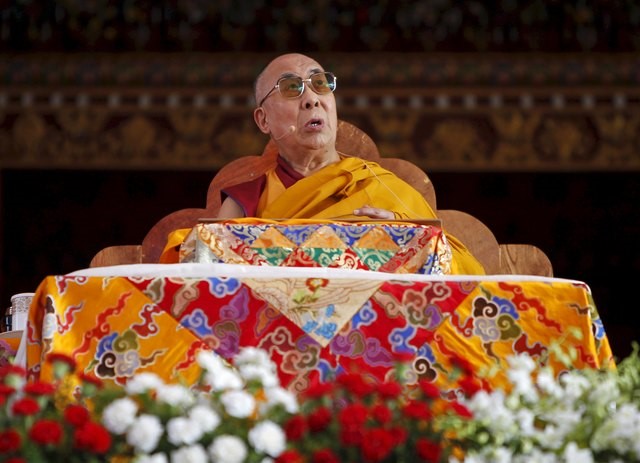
[353,205,395,220]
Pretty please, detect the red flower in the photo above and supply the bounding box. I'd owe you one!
[6,458,27,463]
[339,402,368,427]
[339,426,363,446]
[0,429,21,453]
[276,449,306,463]
[312,448,340,463]
[23,380,56,396]
[336,373,375,397]
[449,401,473,419]
[371,403,392,424]
[11,397,40,416]
[0,365,26,379]
[78,372,104,389]
[458,376,482,396]
[64,404,90,427]
[449,354,474,376]
[402,399,432,420]
[305,278,328,291]
[338,403,368,446]
[389,426,408,446]
[377,380,402,399]
[284,415,307,440]
[418,380,441,399]
[29,419,63,445]
[307,406,333,432]
[416,437,442,462]
[303,381,334,399]
[74,421,112,454]
[0,384,16,396]
[46,352,77,371]
[360,427,396,462]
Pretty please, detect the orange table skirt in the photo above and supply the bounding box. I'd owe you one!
[26,266,613,394]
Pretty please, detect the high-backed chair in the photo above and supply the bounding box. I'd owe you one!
[90,120,552,276]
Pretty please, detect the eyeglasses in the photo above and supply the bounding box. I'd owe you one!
[258,71,337,107]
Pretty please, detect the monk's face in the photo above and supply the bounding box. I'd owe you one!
[254,53,338,154]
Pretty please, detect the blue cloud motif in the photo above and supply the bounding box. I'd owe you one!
[206,277,242,297]
[95,332,119,358]
[494,296,518,319]
[351,300,376,328]
[415,343,436,363]
[325,304,335,317]
[592,318,606,340]
[180,308,214,337]
[389,325,416,353]
[315,358,342,382]
[302,320,319,333]
[315,322,337,339]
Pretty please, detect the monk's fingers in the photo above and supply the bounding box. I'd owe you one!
[353,206,394,220]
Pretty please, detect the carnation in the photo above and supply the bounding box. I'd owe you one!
[170,444,208,463]
[156,384,195,408]
[248,420,286,457]
[102,397,138,434]
[125,372,165,395]
[126,414,164,453]
[220,389,256,418]
[167,416,203,445]
[188,404,221,433]
[208,434,248,463]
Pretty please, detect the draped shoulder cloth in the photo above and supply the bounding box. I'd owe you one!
[162,156,485,275]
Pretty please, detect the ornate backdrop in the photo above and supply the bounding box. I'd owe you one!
[2,52,640,171]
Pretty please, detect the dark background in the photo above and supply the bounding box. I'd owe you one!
[2,168,638,360]
[1,0,639,360]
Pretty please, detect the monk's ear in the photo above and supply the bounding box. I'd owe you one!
[254,107,270,134]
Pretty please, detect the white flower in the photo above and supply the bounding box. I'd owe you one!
[102,397,138,434]
[196,350,227,373]
[125,372,165,395]
[238,363,279,388]
[234,347,273,367]
[208,435,248,463]
[515,408,536,437]
[135,453,168,463]
[189,404,221,433]
[558,372,590,403]
[536,368,563,399]
[127,414,164,454]
[562,442,594,463]
[591,402,640,456]
[587,377,619,409]
[507,354,538,402]
[204,368,243,391]
[262,386,299,414]
[170,444,208,463]
[156,384,195,408]
[248,420,286,457]
[220,389,256,418]
[167,416,203,445]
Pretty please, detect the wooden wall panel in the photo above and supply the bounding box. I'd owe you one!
[2,53,640,171]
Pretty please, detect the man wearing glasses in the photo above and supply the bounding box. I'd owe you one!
[166,53,483,274]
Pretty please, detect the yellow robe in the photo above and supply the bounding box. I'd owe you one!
[162,157,485,274]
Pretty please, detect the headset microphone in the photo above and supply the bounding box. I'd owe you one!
[273,125,296,140]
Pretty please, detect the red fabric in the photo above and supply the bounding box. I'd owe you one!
[221,155,304,216]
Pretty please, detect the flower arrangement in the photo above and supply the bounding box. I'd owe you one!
[1,344,639,463]
[0,348,296,463]
[444,344,640,463]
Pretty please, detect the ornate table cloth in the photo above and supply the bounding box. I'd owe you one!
[179,219,451,275]
[25,264,613,393]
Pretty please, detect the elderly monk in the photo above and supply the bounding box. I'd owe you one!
[162,53,484,275]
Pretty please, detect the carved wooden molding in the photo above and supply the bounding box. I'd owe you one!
[2,53,640,171]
